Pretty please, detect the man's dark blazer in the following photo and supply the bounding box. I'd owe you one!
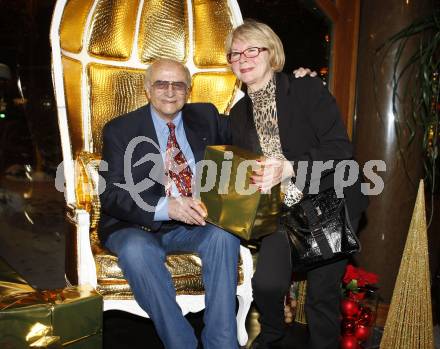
[98,103,231,244]
[229,72,368,222]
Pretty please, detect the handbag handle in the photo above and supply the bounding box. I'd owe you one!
[301,199,334,259]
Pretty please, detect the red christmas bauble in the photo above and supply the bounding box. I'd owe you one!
[358,307,374,326]
[340,335,359,349]
[341,299,360,317]
[355,324,370,341]
[341,318,357,335]
[360,306,371,315]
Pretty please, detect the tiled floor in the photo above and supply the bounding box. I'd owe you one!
[0,176,66,290]
[1,173,438,348]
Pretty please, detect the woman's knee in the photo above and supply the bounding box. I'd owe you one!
[252,272,291,299]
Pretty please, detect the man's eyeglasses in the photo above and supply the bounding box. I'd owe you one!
[226,47,268,63]
[151,80,188,94]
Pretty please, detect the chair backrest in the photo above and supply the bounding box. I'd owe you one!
[50,0,243,206]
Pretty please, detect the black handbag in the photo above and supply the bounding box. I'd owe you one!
[281,187,361,272]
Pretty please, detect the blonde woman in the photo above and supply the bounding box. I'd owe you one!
[226,20,368,349]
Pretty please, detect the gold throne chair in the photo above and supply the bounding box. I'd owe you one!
[50,0,252,345]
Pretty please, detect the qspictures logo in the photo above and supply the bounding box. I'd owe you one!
[55,136,386,213]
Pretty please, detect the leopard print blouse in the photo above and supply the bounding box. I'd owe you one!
[248,76,302,206]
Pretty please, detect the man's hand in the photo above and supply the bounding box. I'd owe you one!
[168,196,207,225]
[293,67,317,78]
[251,158,294,192]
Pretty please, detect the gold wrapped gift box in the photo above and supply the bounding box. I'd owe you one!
[0,258,102,349]
[200,145,281,240]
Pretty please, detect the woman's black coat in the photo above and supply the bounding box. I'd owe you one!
[229,72,368,221]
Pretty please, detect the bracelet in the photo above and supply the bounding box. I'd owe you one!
[283,180,303,207]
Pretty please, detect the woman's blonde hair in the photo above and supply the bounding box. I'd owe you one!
[225,19,285,72]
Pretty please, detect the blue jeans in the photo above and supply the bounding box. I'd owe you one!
[105,224,240,349]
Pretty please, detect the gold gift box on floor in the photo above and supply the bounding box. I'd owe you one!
[0,258,102,349]
[199,145,281,240]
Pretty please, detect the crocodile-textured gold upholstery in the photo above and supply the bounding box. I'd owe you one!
[57,0,240,156]
[95,253,244,299]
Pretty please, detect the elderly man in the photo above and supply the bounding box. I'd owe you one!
[98,59,240,349]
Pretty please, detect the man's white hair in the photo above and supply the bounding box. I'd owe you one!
[144,58,192,90]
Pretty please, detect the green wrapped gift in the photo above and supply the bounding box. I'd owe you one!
[0,258,102,349]
[199,145,281,240]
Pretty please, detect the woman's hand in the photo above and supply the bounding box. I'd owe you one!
[293,67,317,78]
[251,158,294,192]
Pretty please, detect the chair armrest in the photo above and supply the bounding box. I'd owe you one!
[237,245,253,301]
[66,204,98,287]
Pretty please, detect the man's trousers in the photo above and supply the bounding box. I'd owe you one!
[105,223,240,349]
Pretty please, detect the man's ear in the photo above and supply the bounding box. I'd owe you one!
[145,83,152,100]
[184,87,191,101]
